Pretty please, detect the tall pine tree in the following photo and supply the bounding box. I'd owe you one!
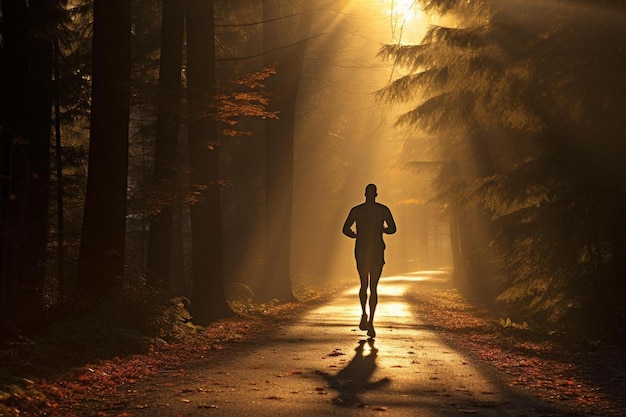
[0,0,59,337]
[187,0,233,323]
[75,0,131,295]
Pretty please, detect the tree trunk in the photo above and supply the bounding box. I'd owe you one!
[260,0,312,302]
[609,193,626,305]
[0,0,53,337]
[54,37,66,297]
[146,0,185,288]
[75,0,131,295]
[187,0,233,324]
[448,212,464,281]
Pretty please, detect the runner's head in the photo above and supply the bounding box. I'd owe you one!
[365,183,377,200]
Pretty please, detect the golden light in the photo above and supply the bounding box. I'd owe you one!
[306,274,427,326]
[378,301,411,318]
[388,0,423,23]
[362,340,373,356]
[377,284,404,296]
[374,0,428,45]
[383,0,424,29]
[376,277,418,318]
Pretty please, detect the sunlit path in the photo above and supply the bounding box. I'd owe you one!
[295,271,520,415]
[127,270,563,417]
[306,271,436,326]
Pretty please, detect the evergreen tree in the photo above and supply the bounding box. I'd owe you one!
[259,0,313,303]
[75,0,131,295]
[379,0,626,329]
[146,0,185,287]
[187,0,234,323]
[0,0,64,337]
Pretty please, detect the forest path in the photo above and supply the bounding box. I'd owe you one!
[124,271,566,417]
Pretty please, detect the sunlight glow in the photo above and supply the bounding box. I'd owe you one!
[362,340,373,356]
[381,0,426,44]
[388,0,423,24]
[292,1,446,283]
[311,304,363,319]
[377,284,405,296]
[378,301,411,318]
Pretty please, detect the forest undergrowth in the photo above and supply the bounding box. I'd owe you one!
[410,277,626,417]
[1,278,625,416]
[0,281,333,417]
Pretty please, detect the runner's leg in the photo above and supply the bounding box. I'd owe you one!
[358,266,369,329]
[368,265,382,326]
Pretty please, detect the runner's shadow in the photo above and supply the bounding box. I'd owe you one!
[319,339,390,407]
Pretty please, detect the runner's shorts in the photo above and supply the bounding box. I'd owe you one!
[355,240,385,271]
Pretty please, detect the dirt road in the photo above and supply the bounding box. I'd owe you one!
[116,271,570,417]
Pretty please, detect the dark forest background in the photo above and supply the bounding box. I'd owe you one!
[1,0,626,348]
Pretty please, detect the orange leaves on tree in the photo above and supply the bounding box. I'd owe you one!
[215,66,278,136]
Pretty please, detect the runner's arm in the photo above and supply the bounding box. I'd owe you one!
[342,210,357,238]
[383,207,397,234]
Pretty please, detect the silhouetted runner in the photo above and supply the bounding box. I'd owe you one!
[342,183,396,338]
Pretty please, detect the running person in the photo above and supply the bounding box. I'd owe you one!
[342,183,396,338]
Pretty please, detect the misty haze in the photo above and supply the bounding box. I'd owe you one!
[1,0,625,416]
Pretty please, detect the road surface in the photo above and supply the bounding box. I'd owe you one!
[125,271,567,416]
